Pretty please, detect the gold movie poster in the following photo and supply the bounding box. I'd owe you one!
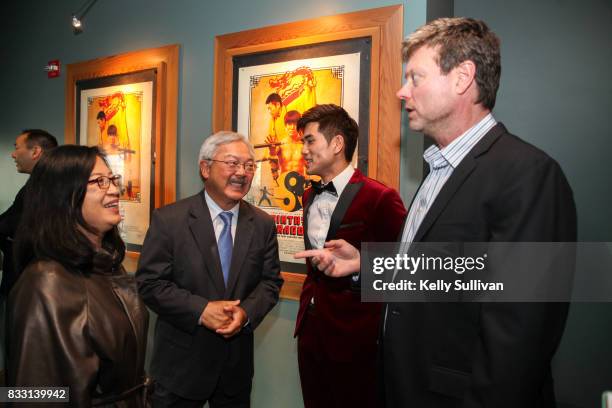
[79,81,153,247]
[237,53,361,263]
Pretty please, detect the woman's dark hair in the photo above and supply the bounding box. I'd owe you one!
[14,145,125,274]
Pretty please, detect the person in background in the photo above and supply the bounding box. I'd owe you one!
[0,128,57,296]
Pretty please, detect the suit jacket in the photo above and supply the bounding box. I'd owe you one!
[382,123,577,408]
[295,169,407,361]
[136,190,283,399]
[0,182,28,296]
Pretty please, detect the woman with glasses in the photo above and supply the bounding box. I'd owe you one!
[8,145,150,407]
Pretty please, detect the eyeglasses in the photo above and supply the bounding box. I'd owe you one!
[88,174,122,189]
[208,159,257,173]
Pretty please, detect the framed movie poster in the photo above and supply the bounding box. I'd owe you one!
[65,45,179,270]
[213,6,403,299]
[235,40,369,272]
[76,71,155,251]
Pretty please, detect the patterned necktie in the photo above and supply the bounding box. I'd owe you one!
[218,211,233,286]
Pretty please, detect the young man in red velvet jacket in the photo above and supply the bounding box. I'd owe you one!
[294,104,407,408]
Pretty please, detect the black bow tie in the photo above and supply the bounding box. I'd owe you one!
[311,180,337,196]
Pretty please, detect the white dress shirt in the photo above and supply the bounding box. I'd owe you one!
[205,191,239,244]
[307,165,355,249]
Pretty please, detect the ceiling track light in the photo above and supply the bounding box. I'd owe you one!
[71,0,100,35]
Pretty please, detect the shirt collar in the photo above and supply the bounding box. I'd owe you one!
[326,165,354,197]
[204,190,240,221]
[423,113,497,170]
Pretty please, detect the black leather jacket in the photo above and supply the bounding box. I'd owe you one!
[7,256,149,407]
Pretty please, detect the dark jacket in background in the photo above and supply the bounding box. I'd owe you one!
[0,182,28,296]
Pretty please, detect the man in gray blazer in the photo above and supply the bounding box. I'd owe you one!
[137,131,283,407]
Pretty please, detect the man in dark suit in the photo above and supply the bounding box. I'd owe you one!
[294,104,406,408]
[297,18,576,408]
[136,131,283,407]
[1,129,57,296]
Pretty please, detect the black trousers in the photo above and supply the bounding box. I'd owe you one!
[152,379,251,408]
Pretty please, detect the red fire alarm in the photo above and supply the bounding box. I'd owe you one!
[45,60,61,78]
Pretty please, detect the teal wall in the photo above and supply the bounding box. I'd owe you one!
[454,1,612,407]
[2,0,611,407]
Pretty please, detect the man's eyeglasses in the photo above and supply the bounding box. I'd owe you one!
[208,159,257,173]
[88,174,122,189]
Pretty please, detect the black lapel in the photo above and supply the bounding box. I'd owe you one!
[225,200,254,297]
[412,123,506,242]
[411,157,477,243]
[188,191,226,296]
[303,189,314,250]
[326,180,364,241]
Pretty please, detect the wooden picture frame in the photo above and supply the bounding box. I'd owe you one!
[65,44,179,271]
[213,5,403,300]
